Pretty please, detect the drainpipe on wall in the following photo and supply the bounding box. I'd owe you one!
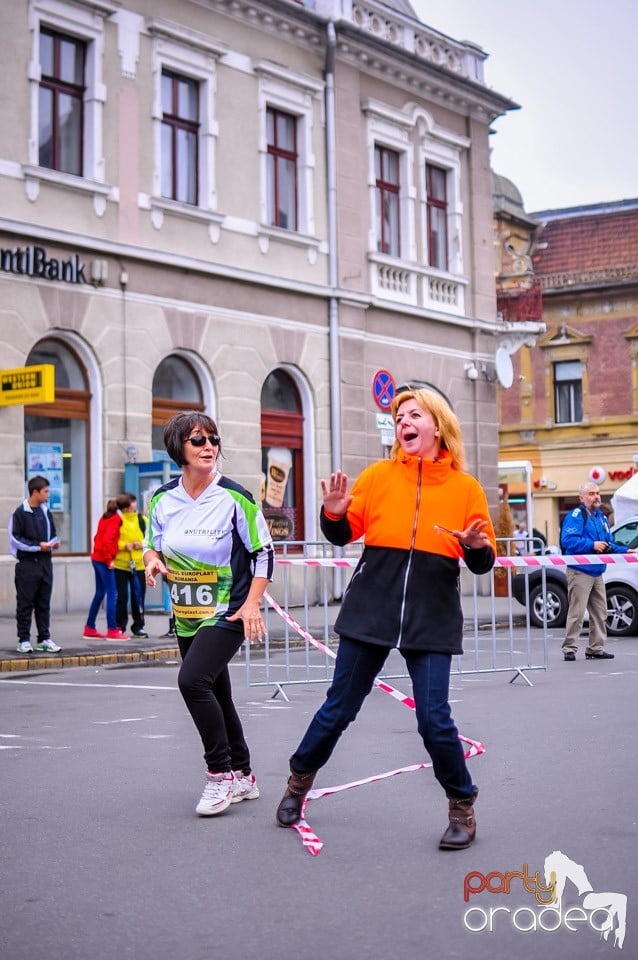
[120,267,129,441]
[472,326,481,481]
[326,20,341,471]
[325,20,344,598]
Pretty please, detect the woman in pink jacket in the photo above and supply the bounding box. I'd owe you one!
[83,500,129,641]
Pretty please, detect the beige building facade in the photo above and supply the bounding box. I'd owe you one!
[0,0,526,613]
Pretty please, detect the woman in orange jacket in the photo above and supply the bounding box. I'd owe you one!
[276,388,496,849]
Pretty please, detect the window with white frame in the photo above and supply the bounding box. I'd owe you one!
[375,145,401,256]
[255,62,322,239]
[414,106,467,277]
[362,101,415,263]
[554,360,583,424]
[39,28,85,175]
[161,70,199,205]
[27,0,110,190]
[148,20,224,214]
[426,163,448,270]
[266,107,298,231]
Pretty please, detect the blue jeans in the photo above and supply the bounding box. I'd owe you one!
[290,636,476,800]
[87,561,117,631]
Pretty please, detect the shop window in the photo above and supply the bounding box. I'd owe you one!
[260,371,304,542]
[554,360,583,423]
[375,145,400,256]
[152,356,204,455]
[24,340,90,553]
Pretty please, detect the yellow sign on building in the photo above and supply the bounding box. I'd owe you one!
[0,364,55,407]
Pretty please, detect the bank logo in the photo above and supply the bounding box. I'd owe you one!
[463,850,627,949]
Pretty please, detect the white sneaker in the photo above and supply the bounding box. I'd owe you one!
[35,639,62,653]
[17,640,34,653]
[231,772,260,803]
[195,772,235,816]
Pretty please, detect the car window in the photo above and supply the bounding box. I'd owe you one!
[613,519,638,549]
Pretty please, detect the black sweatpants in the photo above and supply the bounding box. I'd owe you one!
[15,556,53,643]
[177,624,251,775]
[114,568,146,632]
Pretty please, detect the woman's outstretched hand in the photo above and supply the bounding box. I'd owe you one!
[455,519,491,550]
[320,471,352,517]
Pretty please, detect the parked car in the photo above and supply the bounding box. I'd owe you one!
[511,516,638,636]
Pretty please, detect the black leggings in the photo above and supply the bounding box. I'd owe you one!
[177,625,250,775]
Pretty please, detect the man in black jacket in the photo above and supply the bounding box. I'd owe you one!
[9,476,61,654]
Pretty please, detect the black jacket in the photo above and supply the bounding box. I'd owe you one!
[9,500,57,561]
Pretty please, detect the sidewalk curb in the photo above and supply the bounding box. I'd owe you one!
[0,647,181,673]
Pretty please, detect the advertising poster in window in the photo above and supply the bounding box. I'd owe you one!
[26,441,64,511]
[261,445,295,540]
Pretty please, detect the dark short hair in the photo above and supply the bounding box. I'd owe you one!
[163,411,222,466]
[28,475,50,495]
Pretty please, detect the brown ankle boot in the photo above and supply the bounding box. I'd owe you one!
[275,768,317,827]
[438,789,478,850]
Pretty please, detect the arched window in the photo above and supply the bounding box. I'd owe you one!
[152,355,204,454]
[24,339,90,552]
[260,370,304,542]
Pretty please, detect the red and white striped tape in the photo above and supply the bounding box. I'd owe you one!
[264,591,485,855]
[274,553,638,569]
[492,553,638,568]
[264,592,415,709]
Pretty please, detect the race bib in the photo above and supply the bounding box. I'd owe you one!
[167,570,217,619]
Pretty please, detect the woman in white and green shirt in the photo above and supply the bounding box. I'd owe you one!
[144,411,274,817]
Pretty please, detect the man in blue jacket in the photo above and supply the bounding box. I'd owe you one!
[560,482,634,661]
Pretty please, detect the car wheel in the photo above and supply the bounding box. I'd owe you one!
[528,581,568,629]
[605,585,638,637]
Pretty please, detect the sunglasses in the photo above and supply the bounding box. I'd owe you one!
[185,434,220,448]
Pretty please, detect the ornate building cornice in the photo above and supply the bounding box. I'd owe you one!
[199,0,516,121]
[538,265,638,292]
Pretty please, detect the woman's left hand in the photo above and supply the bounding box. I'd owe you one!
[227,599,266,643]
[454,519,491,550]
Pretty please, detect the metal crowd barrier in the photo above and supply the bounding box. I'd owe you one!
[245,539,557,697]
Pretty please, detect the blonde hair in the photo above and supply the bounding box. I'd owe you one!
[390,388,467,471]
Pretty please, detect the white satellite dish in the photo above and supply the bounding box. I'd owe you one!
[495,347,514,388]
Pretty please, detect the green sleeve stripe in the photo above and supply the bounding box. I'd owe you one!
[226,487,264,551]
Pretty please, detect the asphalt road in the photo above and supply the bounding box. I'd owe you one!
[1,637,636,960]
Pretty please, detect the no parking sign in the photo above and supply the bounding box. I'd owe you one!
[371,368,396,410]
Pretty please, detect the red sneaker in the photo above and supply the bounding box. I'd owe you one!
[106,628,130,641]
[83,626,106,639]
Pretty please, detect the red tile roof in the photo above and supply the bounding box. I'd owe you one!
[533,207,638,278]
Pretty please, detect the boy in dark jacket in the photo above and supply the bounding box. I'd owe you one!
[9,476,61,654]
